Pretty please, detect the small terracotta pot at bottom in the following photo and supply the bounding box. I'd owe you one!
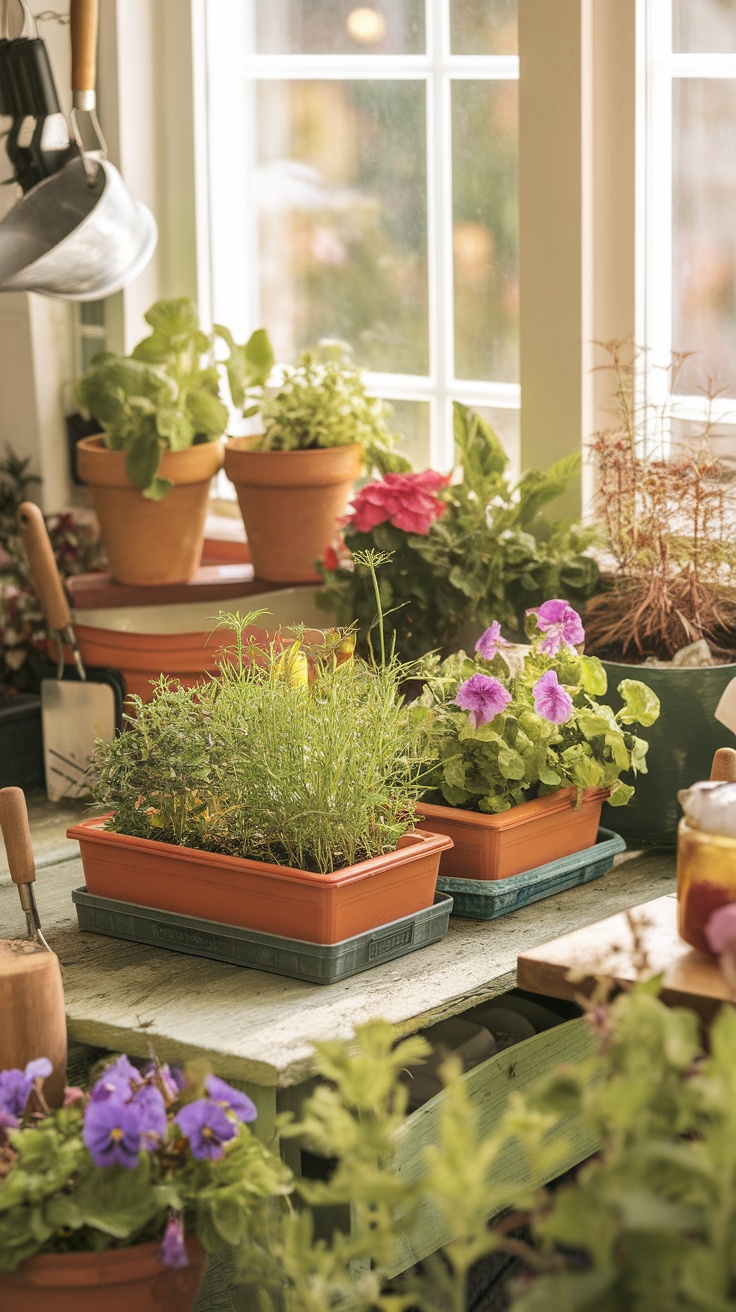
[0,1236,207,1312]
[416,787,609,881]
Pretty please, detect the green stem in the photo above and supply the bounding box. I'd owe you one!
[369,560,386,668]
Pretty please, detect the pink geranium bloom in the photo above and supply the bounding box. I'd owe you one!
[348,470,449,536]
[533,669,574,724]
[526,599,585,656]
[455,673,512,729]
[475,622,509,662]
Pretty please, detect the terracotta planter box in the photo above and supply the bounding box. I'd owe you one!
[416,788,609,882]
[0,1236,206,1312]
[67,817,453,945]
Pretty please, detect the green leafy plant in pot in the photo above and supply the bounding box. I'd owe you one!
[74,298,263,587]
[413,598,660,880]
[222,337,409,584]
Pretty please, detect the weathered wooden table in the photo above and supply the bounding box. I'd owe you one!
[1,799,677,1310]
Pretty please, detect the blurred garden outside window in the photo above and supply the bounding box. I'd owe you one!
[203,0,520,480]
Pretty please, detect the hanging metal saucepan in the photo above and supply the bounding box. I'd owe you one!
[0,0,156,300]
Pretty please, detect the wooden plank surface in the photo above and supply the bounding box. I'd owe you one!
[517,894,736,1020]
[66,564,289,611]
[0,799,676,1088]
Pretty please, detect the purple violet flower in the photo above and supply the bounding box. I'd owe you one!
[205,1075,257,1124]
[533,670,574,725]
[131,1083,168,1141]
[0,1057,53,1121]
[91,1055,143,1103]
[705,903,736,956]
[0,1107,19,1131]
[474,622,509,662]
[175,1098,237,1160]
[455,673,512,729]
[527,599,585,656]
[159,1211,189,1269]
[83,1097,144,1169]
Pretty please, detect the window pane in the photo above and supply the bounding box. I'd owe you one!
[673,0,736,54]
[255,80,429,374]
[79,300,105,328]
[670,418,736,467]
[672,79,736,397]
[452,80,518,383]
[255,1,425,55]
[383,398,430,468]
[450,0,518,56]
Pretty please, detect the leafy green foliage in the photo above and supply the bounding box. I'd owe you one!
[318,403,600,661]
[90,613,432,873]
[416,626,659,813]
[74,298,231,499]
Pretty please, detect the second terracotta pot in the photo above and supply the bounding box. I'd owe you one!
[223,440,363,583]
[416,787,609,881]
[0,1236,206,1312]
[77,436,224,587]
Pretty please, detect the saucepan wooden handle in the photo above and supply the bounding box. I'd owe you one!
[711,748,736,783]
[71,0,98,105]
[0,787,36,886]
[17,501,71,633]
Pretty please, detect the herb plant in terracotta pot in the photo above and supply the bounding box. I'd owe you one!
[0,1051,290,1311]
[222,339,408,584]
[74,299,248,587]
[414,599,660,880]
[70,561,450,942]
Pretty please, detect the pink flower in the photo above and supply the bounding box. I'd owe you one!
[455,673,512,729]
[322,543,340,572]
[348,470,449,536]
[475,622,509,662]
[526,599,585,656]
[533,670,574,724]
[705,902,736,956]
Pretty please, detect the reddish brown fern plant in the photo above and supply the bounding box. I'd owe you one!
[584,340,736,661]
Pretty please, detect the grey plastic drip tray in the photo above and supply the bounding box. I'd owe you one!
[71,888,454,985]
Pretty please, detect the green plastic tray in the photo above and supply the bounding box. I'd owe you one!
[436,828,626,920]
[71,888,453,984]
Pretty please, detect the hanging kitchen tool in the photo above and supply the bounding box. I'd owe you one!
[0,785,66,1108]
[0,0,156,300]
[0,0,70,191]
[18,501,121,801]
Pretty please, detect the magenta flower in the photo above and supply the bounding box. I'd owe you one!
[83,1097,144,1169]
[0,1057,52,1122]
[175,1098,237,1160]
[705,903,736,956]
[348,470,449,535]
[533,670,574,724]
[455,673,512,729]
[527,599,585,656]
[475,622,509,662]
[90,1055,143,1102]
[205,1075,257,1123]
[160,1211,189,1269]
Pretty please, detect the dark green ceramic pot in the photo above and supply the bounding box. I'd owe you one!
[601,660,736,847]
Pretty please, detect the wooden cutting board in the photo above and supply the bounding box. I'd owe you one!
[517,894,735,1022]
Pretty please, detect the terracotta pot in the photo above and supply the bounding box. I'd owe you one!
[77,436,225,587]
[223,440,363,583]
[415,788,609,881]
[67,817,452,944]
[0,1235,206,1312]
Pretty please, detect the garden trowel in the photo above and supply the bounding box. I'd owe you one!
[17,502,119,801]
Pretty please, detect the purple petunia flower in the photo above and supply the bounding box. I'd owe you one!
[175,1098,237,1161]
[205,1075,257,1124]
[90,1055,143,1103]
[533,670,574,724]
[527,599,585,656]
[474,622,509,663]
[455,673,512,729]
[0,1057,53,1121]
[159,1211,189,1269]
[83,1097,144,1169]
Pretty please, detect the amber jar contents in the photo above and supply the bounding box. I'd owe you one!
[676,819,736,954]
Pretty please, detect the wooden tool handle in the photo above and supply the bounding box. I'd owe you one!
[0,787,36,886]
[710,748,736,783]
[70,0,98,100]
[17,501,71,632]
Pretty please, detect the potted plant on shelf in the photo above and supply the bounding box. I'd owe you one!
[0,1051,290,1311]
[74,299,269,587]
[582,339,736,845]
[222,338,409,585]
[413,599,659,880]
[68,557,450,944]
[318,402,600,662]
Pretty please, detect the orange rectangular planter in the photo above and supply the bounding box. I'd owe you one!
[67,817,453,945]
[415,788,609,882]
